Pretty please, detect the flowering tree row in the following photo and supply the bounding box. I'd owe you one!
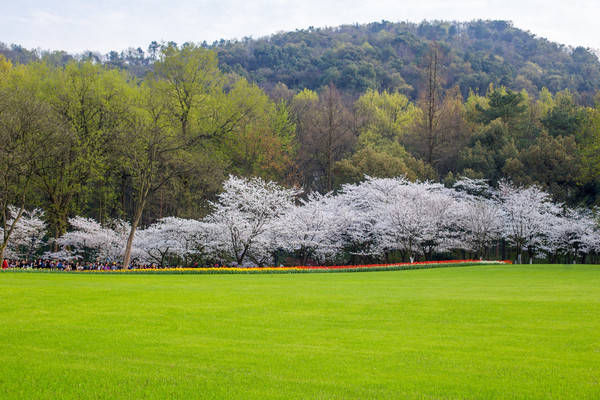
[3,175,599,266]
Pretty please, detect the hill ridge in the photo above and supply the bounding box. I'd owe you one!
[1,20,599,102]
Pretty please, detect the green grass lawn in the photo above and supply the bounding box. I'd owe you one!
[1,265,599,399]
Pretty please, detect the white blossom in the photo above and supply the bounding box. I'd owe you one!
[543,208,598,262]
[54,216,131,262]
[208,175,301,265]
[272,192,344,264]
[452,179,503,257]
[1,206,46,259]
[43,175,600,267]
[136,217,217,265]
[498,181,561,263]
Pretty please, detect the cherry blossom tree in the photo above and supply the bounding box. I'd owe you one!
[452,178,503,258]
[208,175,300,266]
[20,173,600,267]
[272,192,344,264]
[376,180,457,261]
[498,181,561,263]
[334,177,401,259]
[336,177,456,262]
[54,216,132,262]
[0,206,46,259]
[454,198,502,258]
[542,208,598,263]
[452,177,497,199]
[136,217,217,266]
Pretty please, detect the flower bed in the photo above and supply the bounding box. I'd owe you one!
[2,260,511,274]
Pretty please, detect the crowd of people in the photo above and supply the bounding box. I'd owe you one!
[0,259,229,271]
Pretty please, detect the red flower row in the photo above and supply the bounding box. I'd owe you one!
[292,259,512,270]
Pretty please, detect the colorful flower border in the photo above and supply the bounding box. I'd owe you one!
[2,260,512,274]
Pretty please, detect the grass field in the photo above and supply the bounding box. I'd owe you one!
[1,264,599,399]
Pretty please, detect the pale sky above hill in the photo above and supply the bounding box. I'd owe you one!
[1,0,598,54]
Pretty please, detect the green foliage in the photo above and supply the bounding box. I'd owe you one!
[541,90,587,137]
[335,88,435,184]
[0,55,11,75]
[213,20,600,101]
[578,106,600,201]
[354,88,418,146]
[32,61,133,239]
[505,133,581,202]
[150,43,223,137]
[220,79,297,182]
[0,45,302,243]
[0,64,64,258]
[474,87,527,125]
[459,119,518,181]
[5,20,600,103]
[335,147,435,184]
[2,30,600,226]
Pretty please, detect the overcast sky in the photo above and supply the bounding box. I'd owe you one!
[2,0,598,54]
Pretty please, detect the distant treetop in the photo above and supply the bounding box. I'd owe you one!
[1,20,599,103]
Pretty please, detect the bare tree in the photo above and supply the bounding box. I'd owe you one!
[423,43,441,165]
[295,83,354,192]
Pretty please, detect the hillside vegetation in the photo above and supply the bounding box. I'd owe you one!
[2,21,600,258]
[215,20,600,102]
[4,20,599,101]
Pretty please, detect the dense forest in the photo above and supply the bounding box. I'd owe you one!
[3,20,600,102]
[2,20,600,263]
[215,20,600,103]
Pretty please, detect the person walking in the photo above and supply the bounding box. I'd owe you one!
[2,259,8,269]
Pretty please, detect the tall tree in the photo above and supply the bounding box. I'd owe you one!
[221,80,296,182]
[0,64,60,261]
[499,182,560,264]
[420,43,442,165]
[36,61,130,246]
[120,45,254,268]
[335,88,435,183]
[475,87,527,127]
[208,175,300,266]
[407,85,472,175]
[294,83,354,192]
[119,83,181,268]
[541,90,586,137]
[151,43,223,138]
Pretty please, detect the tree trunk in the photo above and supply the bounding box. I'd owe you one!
[53,226,61,252]
[326,101,334,193]
[0,204,25,263]
[302,251,309,266]
[527,248,535,264]
[237,244,250,265]
[123,197,146,269]
[0,241,7,264]
[425,44,439,165]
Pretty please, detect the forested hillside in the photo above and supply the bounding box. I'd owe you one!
[2,20,600,258]
[3,20,600,102]
[215,20,600,103]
